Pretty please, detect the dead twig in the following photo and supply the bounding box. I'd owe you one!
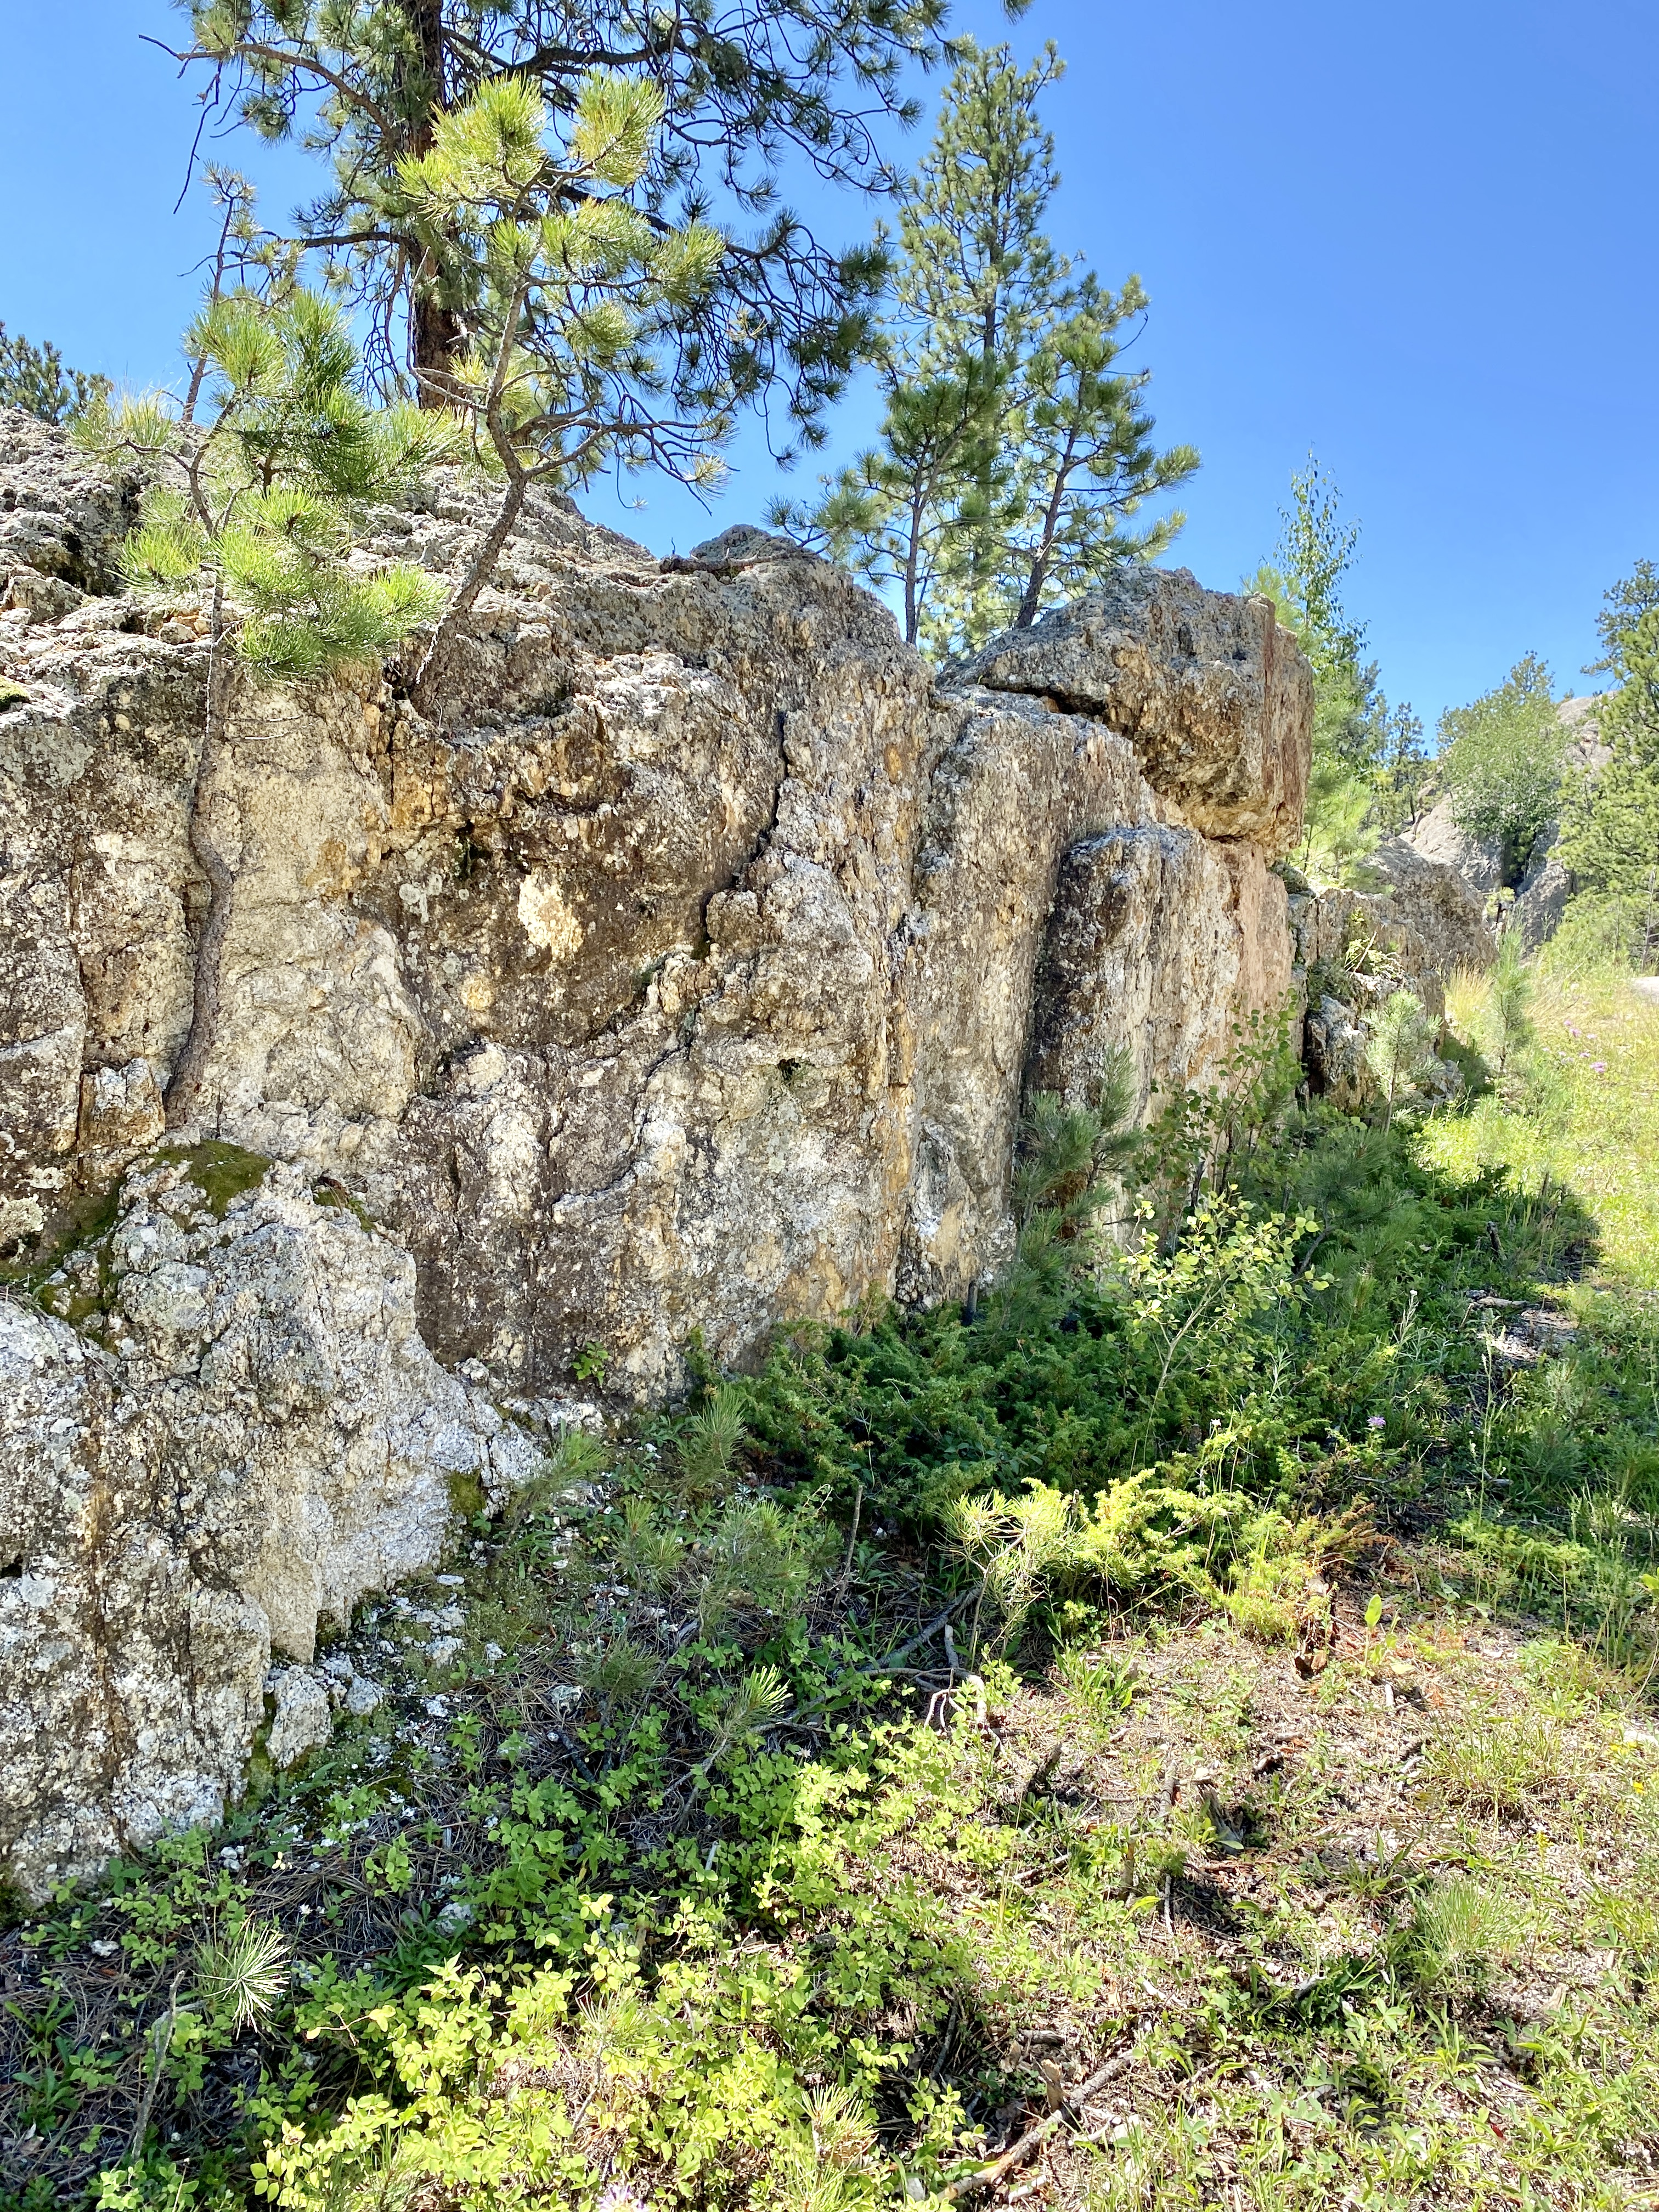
[126,1972,184,2164]
[775,1589,980,1728]
[946,2042,1139,2198]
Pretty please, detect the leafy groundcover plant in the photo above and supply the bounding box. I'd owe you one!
[6,1014,1659,2211]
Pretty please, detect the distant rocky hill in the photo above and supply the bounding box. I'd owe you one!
[1402,695,1609,952]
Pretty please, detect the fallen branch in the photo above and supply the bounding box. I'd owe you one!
[775,1589,980,1729]
[945,2042,1139,2199]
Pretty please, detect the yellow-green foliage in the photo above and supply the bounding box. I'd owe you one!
[75,292,454,681]
[1424,970,1659,1286]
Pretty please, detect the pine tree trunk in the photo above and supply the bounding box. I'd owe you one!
[403,0,462,404]
[411,472,531,706]
[165,571,236,1133]
[1014,435,1077,629]
[411,290,463,402]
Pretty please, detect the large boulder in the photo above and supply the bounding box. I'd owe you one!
[1400,795,1505,902]
[0,411,1313,1887]
[952,567,1312,853]
[1,1151,534,1894]
[1025,824,1286,1122]
[1295,841,1495,1027]
[0,408,140,597]
[1510,827,1574,955]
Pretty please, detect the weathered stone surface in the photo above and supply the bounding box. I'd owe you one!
[953,567,1312,853]
[1401,698,1611,954]
[1302,991,1371,1113]
[1290,843,1496,1108]
[1511,828,1574,955]
[0,1152,534,1894]
[1401,796,1506,902]
[267,1667,334,1771]
[1026,823,1291,1123]
[0,413,1313,1888]
[1296,843,1494,1023]
[0,409,139,595]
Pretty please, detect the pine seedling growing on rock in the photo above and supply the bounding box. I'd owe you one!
[75,289,453,678]
[393,74,728,687]
[74,289,457,1124]
[774,40,1196,655]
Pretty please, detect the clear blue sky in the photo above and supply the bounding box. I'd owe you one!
[3,0,1653,729]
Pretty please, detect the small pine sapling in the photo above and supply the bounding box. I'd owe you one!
[1363,989,1436,1129]
[76,290,454,679]
[997,1045,1139,1325]
[1485,933,1535,1076]
[193,1916,289,2034]
[74,290,459,1124]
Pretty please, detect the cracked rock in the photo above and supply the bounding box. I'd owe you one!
[267,1668,334,1770]
[0,408,1317,1893]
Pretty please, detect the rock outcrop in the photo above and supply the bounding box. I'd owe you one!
[1302,839,1496,1015]
[1290,841,1495,1108]
[0,410,1312,1889]
[1399,795,1506,906]
[1398,696,1610,956]
[0,1151,535,1895]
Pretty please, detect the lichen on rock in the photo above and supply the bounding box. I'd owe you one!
[0,1151,534,1894]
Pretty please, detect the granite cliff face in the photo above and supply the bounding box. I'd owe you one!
[0,409,1312,1891]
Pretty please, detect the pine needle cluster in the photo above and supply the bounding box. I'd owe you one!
[390,72,729,677]
[74,290,455,680]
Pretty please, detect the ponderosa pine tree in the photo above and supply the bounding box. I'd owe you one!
[775,356,1002,651]
[75,290,455,1120]
[1555,562,1659,966]
[772,41,1196,656]
[165,0,1011,432]
[1363,988,1435,1131]
[1248,459,1414,879]
[1376,700,1431,833]
[997,268,1198,633]
[1250,459,1386,773]
[391,71,729,684]
[0,323,110,424]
